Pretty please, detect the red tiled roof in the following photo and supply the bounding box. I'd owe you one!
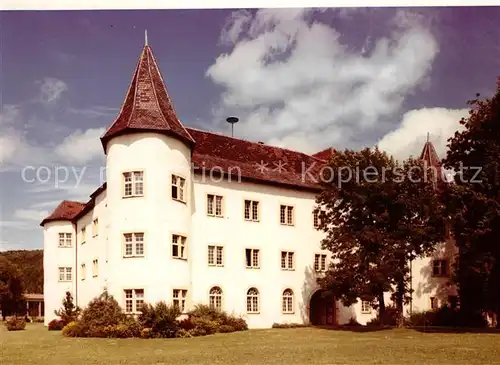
[312,147,336,161]
[419,140,446,188]
[39,200,86,226]
[100,45,195,152]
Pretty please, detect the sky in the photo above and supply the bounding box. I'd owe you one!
[0,7,499,251]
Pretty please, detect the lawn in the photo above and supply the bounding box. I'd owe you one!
[2,324,500,365]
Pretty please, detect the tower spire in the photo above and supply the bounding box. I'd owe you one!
[145,29,148,46]
[427,132,430,143]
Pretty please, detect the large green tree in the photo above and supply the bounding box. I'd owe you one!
[0,250,43,293]
[442,79,500,326]
[316,147,445,325]
[0,256,25,320]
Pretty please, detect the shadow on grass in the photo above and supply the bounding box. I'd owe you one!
[313,325,393,333]
[410,326,500,334]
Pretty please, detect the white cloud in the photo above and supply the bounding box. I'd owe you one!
[38,77,68,104]
[377,107,469,161]
[13,209,49,222]
[207,8,439,154]
[55,128,105,164]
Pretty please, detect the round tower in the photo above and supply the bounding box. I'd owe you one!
[100,43,196,308]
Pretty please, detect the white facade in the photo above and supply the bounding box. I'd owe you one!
[43,130,457,328]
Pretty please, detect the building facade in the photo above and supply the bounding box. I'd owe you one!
[41,42,456,328]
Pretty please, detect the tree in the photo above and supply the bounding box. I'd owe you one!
[316,147,445,325]
[54,291,81,325]
[0,250,43,293]
[442,79,500,326]
[0,256,25,320]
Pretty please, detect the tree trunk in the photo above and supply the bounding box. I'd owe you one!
[378,292,386,326]
[396,280,405,328]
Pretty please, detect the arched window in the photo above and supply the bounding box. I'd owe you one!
[246,287,259,313]
[209,286,223,310]
[282,289,294,313]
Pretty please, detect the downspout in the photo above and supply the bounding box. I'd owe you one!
[72,221,78,307]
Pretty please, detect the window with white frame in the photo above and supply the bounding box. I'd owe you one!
[81,227,86,244]
[282,289,294,313]
[58,233,72,248]
[245,248,260,268]
[92,218,99,237]
[171,175,186,202]
[124,289,144,313]
[361,300,371,313]
[209,286,223,310]
[244,200,259,221]
[92,259,98,277]
[173,289,187,312]
[208,245,224,266]
[123,171,144,197]
[58,267,72,282]
[246,287,259,313]
[313,209,326,229]
[314,253,327,272]
[207,194,223,217]
[281,251,294,270]
[172,234,187,259]
[432,259,449,277]
[81,264,86,280]
[280,205,294,225]
[123,233,145,257]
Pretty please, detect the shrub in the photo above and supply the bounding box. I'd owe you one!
[54,291,81,326]
[32,317,45,323]
[62,321,87,337]
[5,316,26,331]
[188,327,207,337]
[191,317,218,335]
[178,317,196,331]
[367,305,399,326]
[48,319,65,331]
[223,315,248,331]
[176,328,192,338]
[139,301,181,338]
[407,311,435,326]
[218,324,235,333]
[140,327,153,339]
[80,290,125,329]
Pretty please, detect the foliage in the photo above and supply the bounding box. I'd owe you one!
[48,319,65,331]
[191,317,218,335]
[218,324,236,333]
[5,316,26,331]
[187,304,248,332]
[62,321,87,337]
[0,256,25,320]
[0,250,43,294]
[175,328,193,338]
[316,147,445,325]
[366,305,399,326]
[138,301,181,338]
[54,291,81,325]
[80,290,125,330]
[442,79,500,327]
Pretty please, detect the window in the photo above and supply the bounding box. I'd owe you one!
[171,175,186,202]
[58,233,72,248]
[430,297,438,310]
[432,259,449,277]
[207,194,223,217]
[313,209,327,229]
[124,289,144,313]
[209,286,223,310]
[92,259,98,277]
[81,227,86,244]
[58,267,72,282]
[123,233,145,257]
[246,288,259,313]
[282,289,294,313]
[173,289,187,312]
[361,300,371,313]
[244,200,259,221]
[208,245,224,266]
[123,171,144,197]
[280,205,294,225]
[245,248,260,268]
[172,234,187,259]
[281,251,294,270]
[314,254,327,272]
[92,218,99,237]
[81,264,86,280]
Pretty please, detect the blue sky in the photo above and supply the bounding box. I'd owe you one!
[1,7,500,250]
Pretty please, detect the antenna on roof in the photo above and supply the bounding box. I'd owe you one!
[226,116,239,137]
[145,29,148,46]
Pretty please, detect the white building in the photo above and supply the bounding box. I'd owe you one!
[41,41,457,328]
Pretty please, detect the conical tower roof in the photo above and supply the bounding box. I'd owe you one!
[419,136,446,189]
[101,43,195,152]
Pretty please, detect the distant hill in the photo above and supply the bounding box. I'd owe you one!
[0,249,43,294]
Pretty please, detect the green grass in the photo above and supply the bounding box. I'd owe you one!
[2,323,500,364]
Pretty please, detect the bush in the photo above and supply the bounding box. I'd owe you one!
[175,328,192,338]
[191,317,218,335]
[178,317,196,331]
[221,315,248,331]
[32,317,45,323]
[139,301,181,338]
[218,324,235,333]
[80,290,125,329]
[54,291,81,326]
[188,327,207,337]
[48,319,65,331]
[407,311,435,326]
[62,321,87,337]
[5,316,26,331]
[140,327,153,339]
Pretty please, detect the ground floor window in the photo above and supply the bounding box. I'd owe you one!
[124,289,144,313]
[246,287,259,313]
[173,289,187,312]
[282,289,294,313]
[209,286,223,310]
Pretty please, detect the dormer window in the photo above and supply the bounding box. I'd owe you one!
[123,171,144,198]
